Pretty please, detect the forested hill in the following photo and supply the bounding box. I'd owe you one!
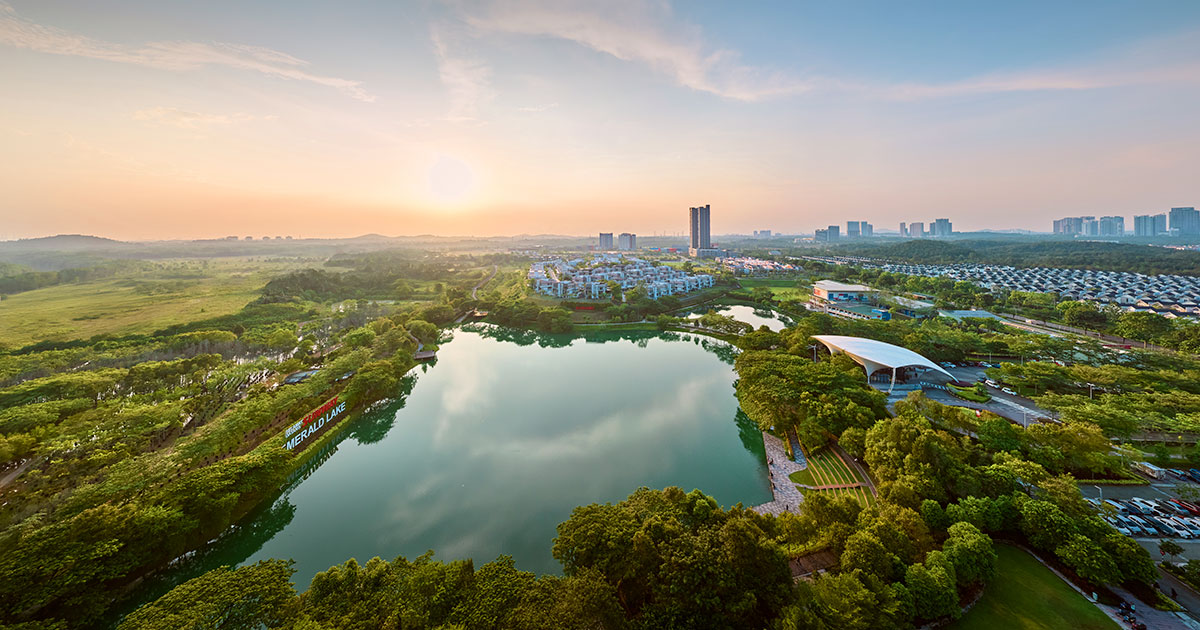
[828,239,1200,275]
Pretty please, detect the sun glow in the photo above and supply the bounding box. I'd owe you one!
[427,155,477,205]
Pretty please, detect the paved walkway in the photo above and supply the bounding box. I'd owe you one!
[753,431,806,516]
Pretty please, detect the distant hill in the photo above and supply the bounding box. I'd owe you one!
[0,234,129,251]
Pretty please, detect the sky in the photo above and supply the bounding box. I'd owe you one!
[1,0,1199,240]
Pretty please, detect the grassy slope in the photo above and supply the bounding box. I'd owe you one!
[953,545,1118,630]
[0,257,311,346]
[789,448,875,507]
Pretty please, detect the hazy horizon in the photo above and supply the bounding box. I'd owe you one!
[2,0,1199,240]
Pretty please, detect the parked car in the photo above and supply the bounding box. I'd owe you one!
[1169,499,1200,516]
[1001,387,1017,395]
[1175,517,1200,538]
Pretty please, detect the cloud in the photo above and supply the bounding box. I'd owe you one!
[516,102,558,112]
[132,107,274,128]
[463,0,810,101]
[430,25,494,122]
[0,2,374,101]
[460,0,1200,102]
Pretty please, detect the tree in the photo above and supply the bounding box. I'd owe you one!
[942,522,996,588]
[406,319,439,345]
[552,487,792,627]
[341,327,376,349]
[1018,500,1077,551]
[119,560,297,630]
[1056,301,1109,329]
[1161,539,1185,563]
[904,551,959,622]
[1056,534,1121,585]
[976,417,1021,453]
[735,351,885,450]
[1114,311,1172,343]
[840,530,899,582]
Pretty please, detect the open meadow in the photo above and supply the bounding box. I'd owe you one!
[0,257,318,347]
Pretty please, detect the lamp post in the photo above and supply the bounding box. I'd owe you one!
[1095,485,1103,504]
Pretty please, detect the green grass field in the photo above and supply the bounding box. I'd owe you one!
[0,257,315,346]
[737,277,810,301]
[789,447,876,507]
[952,545,1117,630]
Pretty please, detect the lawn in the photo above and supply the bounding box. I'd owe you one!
[952,545,1118,630]
[738,277,810,301]
[0,257,313,346]
[789,447,876,507]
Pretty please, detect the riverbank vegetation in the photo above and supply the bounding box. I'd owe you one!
[0,250,493,627]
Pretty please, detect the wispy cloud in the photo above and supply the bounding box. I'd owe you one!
[0,2,374,101]
[462,0,815,101]
[132,107,275,128]
[461,0,1200,102]
[430,25,494,122]
[516,102,558,112]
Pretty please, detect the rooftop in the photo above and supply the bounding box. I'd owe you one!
[813,280,874,292]
[812,335,953,379]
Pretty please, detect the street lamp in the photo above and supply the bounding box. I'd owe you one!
[1095,485,1103,503]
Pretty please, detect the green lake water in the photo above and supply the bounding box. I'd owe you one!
[130,326,772,609]
[685,304,793,332]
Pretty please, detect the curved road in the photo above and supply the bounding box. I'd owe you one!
[473,265,498,300]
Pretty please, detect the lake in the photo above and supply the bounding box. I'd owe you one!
[131,326,772,607]
[684,303,793,332]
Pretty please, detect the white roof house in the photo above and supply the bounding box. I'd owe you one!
[811,335,953,392]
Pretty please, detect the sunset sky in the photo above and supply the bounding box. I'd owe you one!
[2,0,1199,240]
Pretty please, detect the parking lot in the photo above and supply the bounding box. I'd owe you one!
[1090,494,1200,544]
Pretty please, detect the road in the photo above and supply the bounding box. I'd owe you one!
[472,265,498,300]
[1160,567,1200,617]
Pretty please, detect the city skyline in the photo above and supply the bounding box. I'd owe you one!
[2,1,1200,239]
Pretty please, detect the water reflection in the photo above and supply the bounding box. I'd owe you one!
[119,326,770,621]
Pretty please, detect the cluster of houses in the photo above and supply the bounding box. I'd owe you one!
[720,256,800,275]
[528,255,715,300]
[810,256,1200,319]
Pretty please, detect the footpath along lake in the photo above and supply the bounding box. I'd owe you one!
[128,325,775,612]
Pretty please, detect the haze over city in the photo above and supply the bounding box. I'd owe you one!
[2,0,1199,240]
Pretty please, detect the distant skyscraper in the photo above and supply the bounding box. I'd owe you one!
[1134,214,1167,237]
[688,204,715,257]
[753,229,772,238]
[846,221,860,238]
[1098,216,1124,236]
[861,222,873,237]
[1052,216,1095,236]
[930,218,952,237]
[1170,207,1200,236]
[1083,218,1099,237]
[598,232,614,249]
[814,226,840,242]
[909,222,925,238]
[689,205,711,249]
[617,232,636,250]
[899,222,907,237]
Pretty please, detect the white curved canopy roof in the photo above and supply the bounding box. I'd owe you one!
[811,335,953,379]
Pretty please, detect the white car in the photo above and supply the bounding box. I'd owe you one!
[1001,387,1017,396]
